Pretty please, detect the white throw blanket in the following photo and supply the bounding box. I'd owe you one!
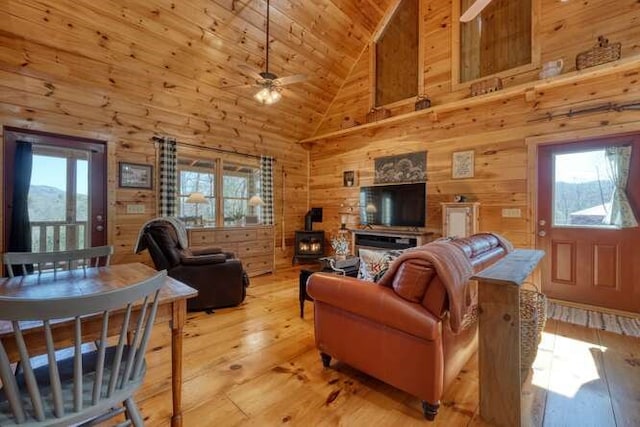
[133,217,189,254]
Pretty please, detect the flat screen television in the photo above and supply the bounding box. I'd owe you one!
[359,183,426,227]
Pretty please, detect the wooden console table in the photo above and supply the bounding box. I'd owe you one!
[472,249,545,427]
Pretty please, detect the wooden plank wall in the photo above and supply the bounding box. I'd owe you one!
[315,0,640,134]
[1,0,383,269]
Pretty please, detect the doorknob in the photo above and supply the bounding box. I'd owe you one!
[96,225,104,232]
[538,230,546,237]
[538,219,546,226]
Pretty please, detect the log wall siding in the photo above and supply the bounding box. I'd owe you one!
[0,0,397,268]
[315,0,640,135]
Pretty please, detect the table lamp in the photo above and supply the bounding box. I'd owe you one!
[186,192,208,226]
[246,194,264,224]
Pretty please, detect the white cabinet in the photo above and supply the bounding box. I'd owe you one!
[441,202,480,238]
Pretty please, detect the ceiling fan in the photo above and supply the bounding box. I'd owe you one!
[229,0,307,105]
[460,0,492,23]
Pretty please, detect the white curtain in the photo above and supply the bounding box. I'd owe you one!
[604,146,638,228]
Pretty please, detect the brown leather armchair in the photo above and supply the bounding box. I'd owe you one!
[137,219,249,311]
[307,233,511,421]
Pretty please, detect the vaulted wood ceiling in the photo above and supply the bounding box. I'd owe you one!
[2,0,395,142]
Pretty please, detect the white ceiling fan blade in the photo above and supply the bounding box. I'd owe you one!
[460,0,492,22]
[273,74,307,86]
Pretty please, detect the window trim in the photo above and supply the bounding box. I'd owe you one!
[369,0,424,109]
[451,0,541,91]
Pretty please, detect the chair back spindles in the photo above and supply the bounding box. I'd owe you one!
[3,245,114,278]
[0,270,166,426]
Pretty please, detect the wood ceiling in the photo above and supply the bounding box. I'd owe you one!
[2,0,395,142]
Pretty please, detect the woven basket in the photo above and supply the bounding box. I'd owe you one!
[414,96,431,111]
[520,282,547,380]
[365,107,391,123]
[470,77,503,97]
[340,116,360,129]
[576,36,621,70]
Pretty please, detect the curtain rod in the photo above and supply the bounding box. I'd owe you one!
[151,136,275,162]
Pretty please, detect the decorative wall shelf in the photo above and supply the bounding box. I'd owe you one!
[298,55,640,145]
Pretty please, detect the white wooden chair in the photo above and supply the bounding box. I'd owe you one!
[0,270,166,426]
[3,246,114,278]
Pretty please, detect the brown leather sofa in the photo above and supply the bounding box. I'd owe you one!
[307,233,511,420]
[137,219,249,311]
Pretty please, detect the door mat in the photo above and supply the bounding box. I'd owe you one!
[547,301,640,338]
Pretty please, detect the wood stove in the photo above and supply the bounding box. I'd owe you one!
[293,230,325,264]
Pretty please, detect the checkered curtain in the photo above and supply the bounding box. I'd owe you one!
[158,137,178,217]
[260,155,275,225]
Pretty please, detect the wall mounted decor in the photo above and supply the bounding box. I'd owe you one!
[374,151,427,184]
[576,36,621,70]
[343,171,356,187]
[452,150,475,179]
[119,162,153,189]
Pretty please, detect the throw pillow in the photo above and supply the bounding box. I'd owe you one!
[357,248,404,282]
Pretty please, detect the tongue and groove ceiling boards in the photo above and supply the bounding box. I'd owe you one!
[1,0,394,143]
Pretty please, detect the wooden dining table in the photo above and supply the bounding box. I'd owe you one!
[0,262,197,427]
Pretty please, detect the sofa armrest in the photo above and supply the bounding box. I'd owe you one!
[180,253,227,265]
[191,246,223,256]
[307,273,440,341]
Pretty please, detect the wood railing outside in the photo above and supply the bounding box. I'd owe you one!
[30,221,87,252]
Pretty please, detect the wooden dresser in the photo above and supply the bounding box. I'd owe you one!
[188,226,275,277]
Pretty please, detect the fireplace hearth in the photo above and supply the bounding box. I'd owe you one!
[293,230,325,265]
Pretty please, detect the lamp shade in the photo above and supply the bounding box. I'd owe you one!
[254,87,282,105]
[186,192,207,204]
[248,195,265,207]
[365,203,378,214]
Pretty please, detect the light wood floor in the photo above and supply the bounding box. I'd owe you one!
[130,269,639,426]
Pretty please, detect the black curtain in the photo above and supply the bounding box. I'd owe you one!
[8,141,33,256]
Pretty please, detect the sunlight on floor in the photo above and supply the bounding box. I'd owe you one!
[531,330,608,398]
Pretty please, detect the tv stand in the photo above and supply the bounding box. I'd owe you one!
[351,229,434,253]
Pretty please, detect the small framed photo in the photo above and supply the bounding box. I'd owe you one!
[452,150,474,179]
[119,162,153,189]
[343,171,356,187]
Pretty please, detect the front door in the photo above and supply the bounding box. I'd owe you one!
[3,128,107,254]
[537,134,640,312]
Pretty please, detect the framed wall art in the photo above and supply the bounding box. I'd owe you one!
[119,162,153,189]
[374,151,427,184]
[452,150,474,179]
[343,171,356,187]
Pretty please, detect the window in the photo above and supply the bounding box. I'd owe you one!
[457,0,533,83]
[374,0,420,106]
[223,162,261,226]
[178,158,216,226]
[552,149,614,227]
[177,156,261,227]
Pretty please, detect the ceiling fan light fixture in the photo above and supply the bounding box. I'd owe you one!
[254,86,282,105]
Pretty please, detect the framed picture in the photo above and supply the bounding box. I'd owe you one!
[374,151,427,184]
[343,170,356,187]
[452,150,474,179]
[119,162,153,189]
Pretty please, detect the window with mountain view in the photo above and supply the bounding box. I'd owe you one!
[553,149,614,227]
[178,158,216,226]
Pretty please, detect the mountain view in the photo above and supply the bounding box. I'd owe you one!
[28,185,88,222]
[554,180,614,225]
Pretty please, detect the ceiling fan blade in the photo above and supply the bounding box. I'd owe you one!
[273,74,307,86]
[460,0,492,22]
[218,83,256,90]
[237,64,264,81]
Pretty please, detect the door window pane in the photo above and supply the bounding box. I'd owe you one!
[553,149,614,227]
[29,155,67,222]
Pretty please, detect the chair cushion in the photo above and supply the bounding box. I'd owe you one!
[357,248,404,282]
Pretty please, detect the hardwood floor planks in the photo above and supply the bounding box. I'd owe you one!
[95,269,640,426]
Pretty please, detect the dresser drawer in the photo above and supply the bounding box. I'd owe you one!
[236,240,274,257]
[189,229,216,246]
[213,229,258,243]
[256,227,274,240]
